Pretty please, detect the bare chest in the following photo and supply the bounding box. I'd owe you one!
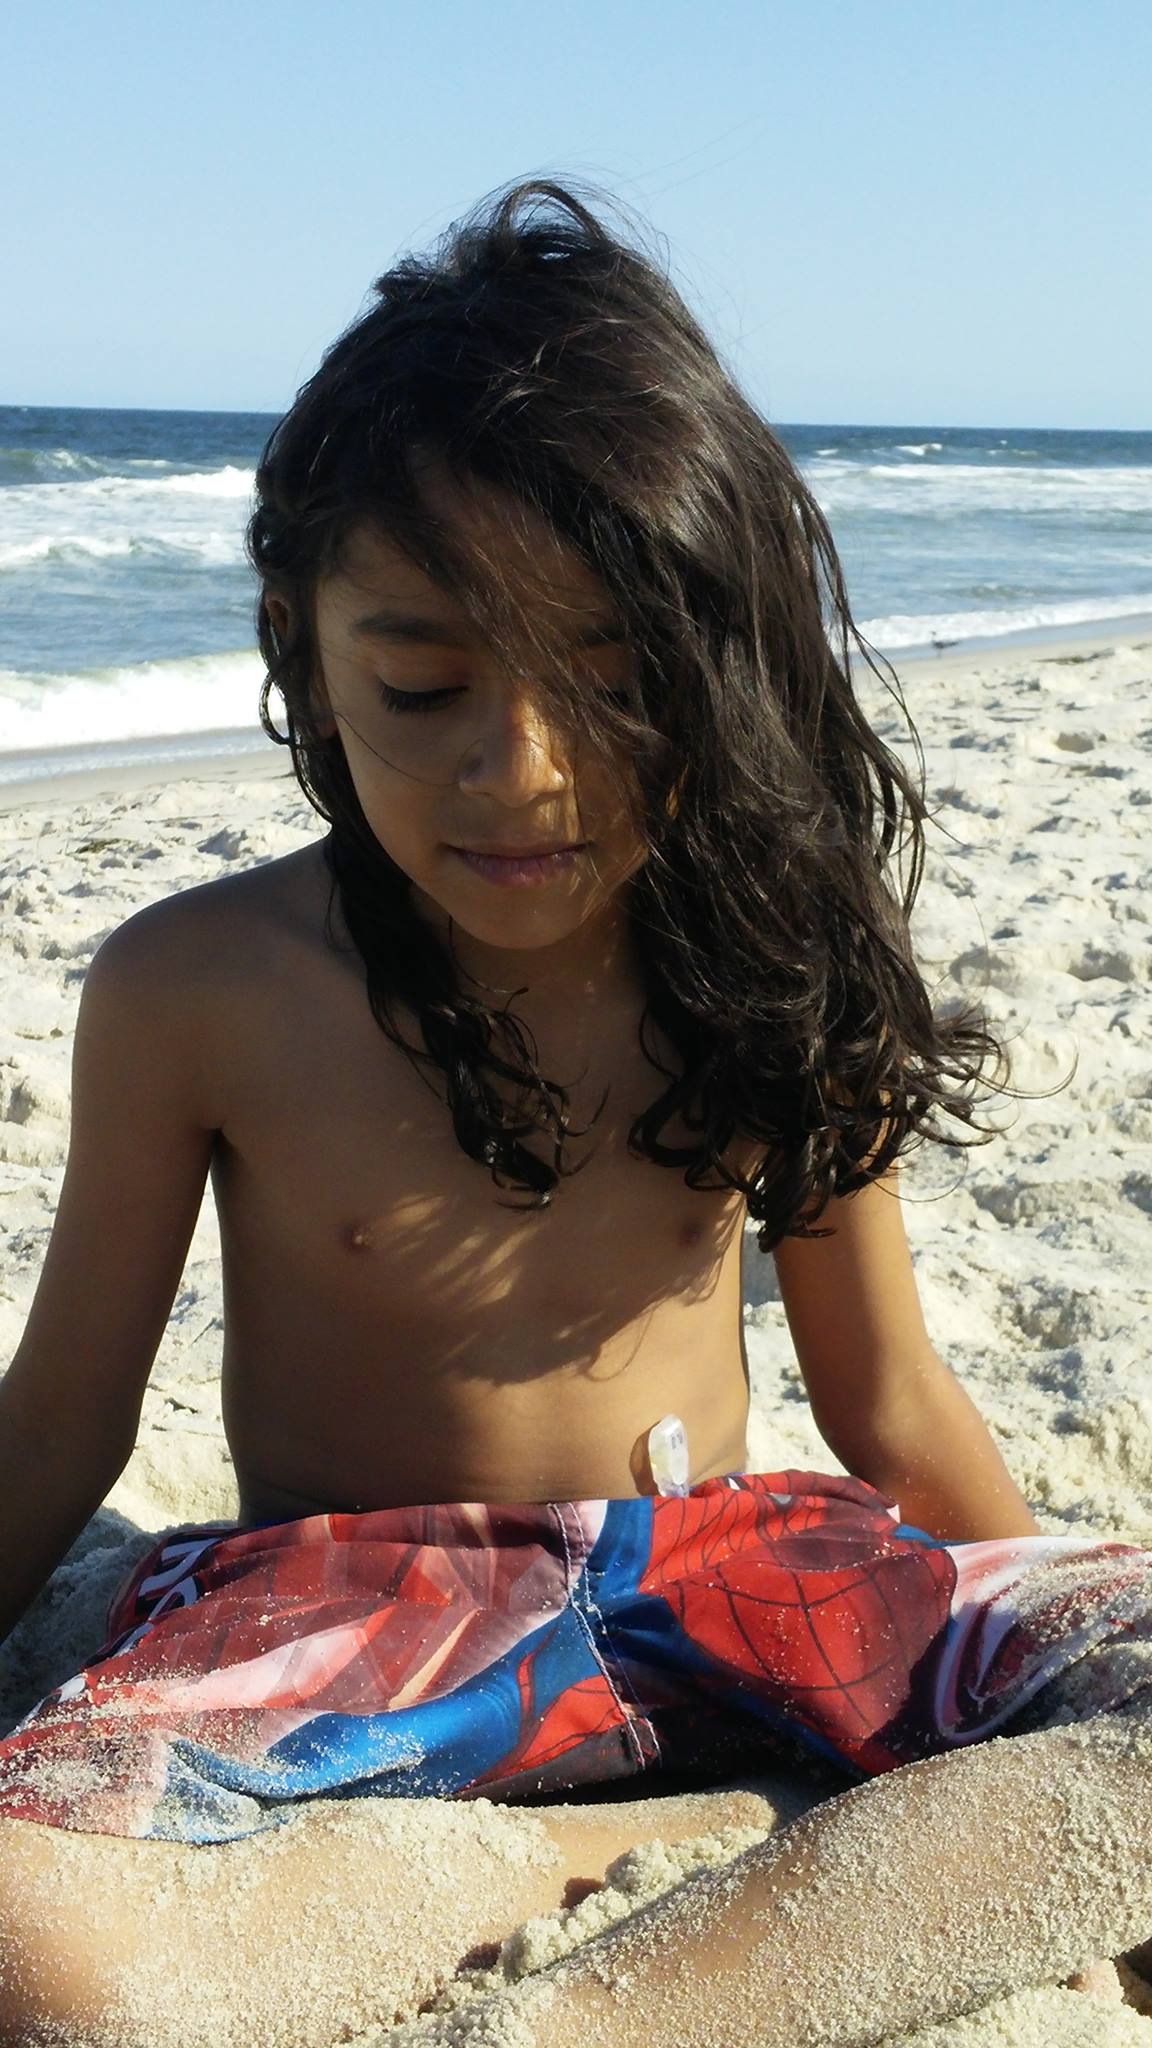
[217,943,734,1276]
[206,916,751,1510]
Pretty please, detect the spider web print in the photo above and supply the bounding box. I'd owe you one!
[634,1474,957,1768]
[2,1473,1149,1840]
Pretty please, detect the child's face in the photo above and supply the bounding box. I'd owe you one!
[304,480,648,960]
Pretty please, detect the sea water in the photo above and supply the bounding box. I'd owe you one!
[2,406,1150,777]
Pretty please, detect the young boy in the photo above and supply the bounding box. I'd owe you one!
[0,179,1148,2044]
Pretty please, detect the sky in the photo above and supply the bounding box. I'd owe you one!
[2,0,1149,427]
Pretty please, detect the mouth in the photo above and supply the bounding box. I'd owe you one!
[448,842,590,888]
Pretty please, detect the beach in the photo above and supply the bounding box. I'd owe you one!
[1,624,1151,2044]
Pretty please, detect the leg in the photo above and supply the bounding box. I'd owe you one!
[0,1782,783,2046]
[424,1708,1152,2048]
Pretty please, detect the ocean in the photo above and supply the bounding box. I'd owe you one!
[2,405,1150,779]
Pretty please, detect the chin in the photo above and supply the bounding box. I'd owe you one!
[450,901,589,951]
[399,867,577,943]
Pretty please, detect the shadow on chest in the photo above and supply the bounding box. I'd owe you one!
[217,982,743,1384]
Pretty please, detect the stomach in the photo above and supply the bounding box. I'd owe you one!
[227,1354,752,1522]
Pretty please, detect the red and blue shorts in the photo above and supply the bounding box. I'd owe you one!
[0,1469,1150,1844]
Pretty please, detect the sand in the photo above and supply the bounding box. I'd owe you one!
[1,625,1151,2044]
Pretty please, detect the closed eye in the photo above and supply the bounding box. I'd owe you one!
[377,683,464,715]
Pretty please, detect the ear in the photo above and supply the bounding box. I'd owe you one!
[265,592,291,649]
[263,592,338,740]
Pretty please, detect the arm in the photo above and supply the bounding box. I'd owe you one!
[772,1163,1041,1543]
[0,899,217,1647]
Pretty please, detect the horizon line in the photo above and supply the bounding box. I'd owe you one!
[1,399,1149,436]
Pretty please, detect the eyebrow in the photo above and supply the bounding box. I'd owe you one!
[349,607,624,647]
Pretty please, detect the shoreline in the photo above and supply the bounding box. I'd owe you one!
[863,611,1152,685]
[2,616,1150,814]
[0,726,295,811]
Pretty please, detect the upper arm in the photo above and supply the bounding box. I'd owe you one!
[771,1160,943,1462]
[1,897,218,1463]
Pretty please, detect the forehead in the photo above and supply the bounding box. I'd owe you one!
[323,471,615,628]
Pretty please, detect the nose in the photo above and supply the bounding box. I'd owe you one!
[456,686,570,805]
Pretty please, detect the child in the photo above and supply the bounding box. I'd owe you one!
[0,177,1150,2046]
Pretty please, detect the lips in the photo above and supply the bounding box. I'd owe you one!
[455,843,585,858]
[449,842,589,889]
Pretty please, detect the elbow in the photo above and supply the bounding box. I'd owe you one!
[810,1352,958,1479]
[5,1403,135,1497]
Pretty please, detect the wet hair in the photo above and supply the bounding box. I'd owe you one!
[247,174,1023,1252]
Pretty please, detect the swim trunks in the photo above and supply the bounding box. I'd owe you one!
[0,1469,1149,1843]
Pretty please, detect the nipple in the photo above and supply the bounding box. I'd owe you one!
[646,1414,690,1497]
[348,1221,375,1251]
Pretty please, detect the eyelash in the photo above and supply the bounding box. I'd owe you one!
[377,683,463,716]
[376,666,633,719]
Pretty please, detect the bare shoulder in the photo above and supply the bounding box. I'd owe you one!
[0,852,330,1451]
[88,839,335,1128]
[95,838,332,980]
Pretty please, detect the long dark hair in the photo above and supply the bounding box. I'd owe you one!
[247,175,1024,1252]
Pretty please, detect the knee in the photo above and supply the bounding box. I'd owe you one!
[0,1822,132,2046]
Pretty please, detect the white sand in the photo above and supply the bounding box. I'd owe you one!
[1,627,1151,2044]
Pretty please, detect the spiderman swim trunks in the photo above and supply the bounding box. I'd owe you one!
[0,1468,1149,1843]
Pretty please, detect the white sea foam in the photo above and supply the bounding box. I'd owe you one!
[6,447,107,479]
[0,531,241,571]
[808,457,1152,517]
[859,591,1152,649]
[0,463,256,594]
[4,463,255,503]
[0,651,266,752]
[0,466,255,557]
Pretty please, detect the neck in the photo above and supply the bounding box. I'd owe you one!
[420,895,644,1028]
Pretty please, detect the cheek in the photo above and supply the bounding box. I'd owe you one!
[570,735,637,821]
[588,768,647,862]
[337,745,436,866]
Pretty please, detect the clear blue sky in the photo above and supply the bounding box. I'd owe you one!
[4,0,1149,426]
